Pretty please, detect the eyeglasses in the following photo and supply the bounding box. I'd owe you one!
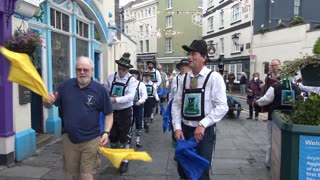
[118,67,128,72]
[76,68,90,73]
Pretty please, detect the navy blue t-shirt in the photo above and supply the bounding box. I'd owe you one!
[54,78,113,143]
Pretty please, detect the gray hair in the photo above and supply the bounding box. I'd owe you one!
[77,56,94,68]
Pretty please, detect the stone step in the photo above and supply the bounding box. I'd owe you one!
[36,134,56,149]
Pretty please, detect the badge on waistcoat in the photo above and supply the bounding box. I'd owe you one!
[281,90,295,106]
[183,93,201,117]
[111,85,124,97]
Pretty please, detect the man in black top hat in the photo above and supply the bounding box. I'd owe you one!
[104,53,136,173]
[172,40,228,180]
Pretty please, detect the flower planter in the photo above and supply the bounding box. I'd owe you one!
[6,43,35,56]
[271,111,320,180]
[300,64,320,86]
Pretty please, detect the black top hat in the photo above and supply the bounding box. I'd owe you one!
[146,60,156,67]
[176,58,189,70]
[143,72,151,76]
[182,40,208,56]
[129,69,139,75]
[115,56,133,69]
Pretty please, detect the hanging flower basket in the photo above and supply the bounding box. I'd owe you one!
[4,25,42,56]
[6,43,36,56]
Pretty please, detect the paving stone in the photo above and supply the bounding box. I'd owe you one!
[0,166,50,178]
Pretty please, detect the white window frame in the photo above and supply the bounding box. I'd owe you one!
[145,25,149,36]
[207,0,214,8]
[220,10,224,27]
[140,40,143,52]
[198,0,203,8]
[146,40,149,52]
[207,16,213,31]
[294,0,300,16]
[231,4,241,23]
[139,25,143,36]
[220,38,224,54]
[167,0,172,9]
[165,38,172,53]
[166,15,173,28]
[231,33,240,52]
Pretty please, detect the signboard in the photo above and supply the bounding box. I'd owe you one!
[19,85,31,105]
[299,135,320,180]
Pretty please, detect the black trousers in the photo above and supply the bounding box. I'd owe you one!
[109,107,132,145]
[177,123,216,180]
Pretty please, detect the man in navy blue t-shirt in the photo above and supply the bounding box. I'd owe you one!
[43,56,113,180]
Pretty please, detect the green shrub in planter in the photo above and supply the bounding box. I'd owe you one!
[281,93,320,125]
[313,37,320,55]
[289,16,305,26]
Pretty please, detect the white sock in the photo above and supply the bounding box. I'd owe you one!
[151,113,154,119]
[136,136,141,142]
[125,144,130,149]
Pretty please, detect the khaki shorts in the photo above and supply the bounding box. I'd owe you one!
[62,134,101,176]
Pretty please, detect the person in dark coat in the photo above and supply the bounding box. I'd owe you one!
[239,72,247,96]
[246,72,264,120]
[227,72,235,93]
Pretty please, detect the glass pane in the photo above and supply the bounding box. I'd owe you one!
[84,23,89,38]
[76,38,89,57]
[56,11,61,30]
[62,14,69,32]
[51,32,70,90]
[50,8,55,27]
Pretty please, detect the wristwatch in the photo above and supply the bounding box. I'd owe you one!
[100,131,110,137]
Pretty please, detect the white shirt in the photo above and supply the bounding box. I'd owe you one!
[169,73,183,101]
[145,68,162,87]
[256,87,275,106]
[298,83,320,94]
[104,72,136,110]
[172,66,228,131]
[144,80,160,101]
[134,80,148,104]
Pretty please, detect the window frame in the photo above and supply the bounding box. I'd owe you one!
[219,10,224,28]
[140,40,143,52]
[165,38,172,53]
[220,37,224,54]
[207,16,214,31]
[231,4,241,23]
[166,15,173,28]
[167,0,173,9]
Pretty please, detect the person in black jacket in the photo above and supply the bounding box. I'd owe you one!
[239,72,247,96]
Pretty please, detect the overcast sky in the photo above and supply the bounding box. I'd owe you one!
[120,0,133,7]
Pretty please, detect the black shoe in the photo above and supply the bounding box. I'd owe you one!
[119,162,128,173]
[145,127,150,133]
[136,142,142,148]
[246,117,252,120]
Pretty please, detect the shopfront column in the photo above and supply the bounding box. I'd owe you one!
[0,0,17,166]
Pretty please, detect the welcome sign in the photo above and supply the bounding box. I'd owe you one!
[299,135,320,180]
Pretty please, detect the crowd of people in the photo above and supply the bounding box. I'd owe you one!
[42,38,320,180]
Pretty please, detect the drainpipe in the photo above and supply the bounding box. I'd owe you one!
[0,0,17,166]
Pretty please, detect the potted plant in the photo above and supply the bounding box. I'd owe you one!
[289,16,305,27]
[5,26,42,56]
[271,92,320,180]
[270,37,320,180]
[279,38,320,86]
